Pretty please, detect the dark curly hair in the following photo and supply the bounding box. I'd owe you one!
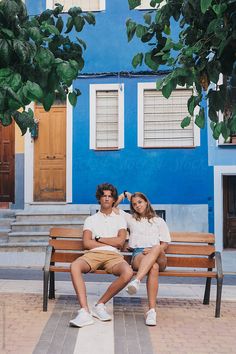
[130,192,157,221]
[96,183,118,204]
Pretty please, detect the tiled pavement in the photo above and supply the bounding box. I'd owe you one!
[0,280,236,354]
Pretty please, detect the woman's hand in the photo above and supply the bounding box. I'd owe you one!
[112,207,120,215]
[125,192,132,201]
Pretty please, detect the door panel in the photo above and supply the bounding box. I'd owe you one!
[34,105,66,201]
[0,123,15,202]
[223,176,236,248]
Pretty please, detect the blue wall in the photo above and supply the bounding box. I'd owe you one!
[25,1,214,226]
[73,75,213,207]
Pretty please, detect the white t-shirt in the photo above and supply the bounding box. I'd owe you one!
[83,211,127,253]
[119,209,171,248]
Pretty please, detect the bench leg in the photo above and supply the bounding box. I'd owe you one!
[203,276,212,305]
[215,276,223,318]
[49,271,55,299]
[43,270,49,312]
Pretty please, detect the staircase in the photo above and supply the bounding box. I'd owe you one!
[0,205,92,267]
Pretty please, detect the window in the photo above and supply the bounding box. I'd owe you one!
[90,84,124,150]
[135,0,166,10]
[138,83,200,148]
[46,0,105,12]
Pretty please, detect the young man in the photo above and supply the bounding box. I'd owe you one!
[70,183,133,328]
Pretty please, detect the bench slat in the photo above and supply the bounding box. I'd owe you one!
[50,227,83,238]
[170,232,215,243]
[49,239,83,250]
[166,244,215,256]
[167,257,215,268]
[51,252,83,263]
[159,270,217,277]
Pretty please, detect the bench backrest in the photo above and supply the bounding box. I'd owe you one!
[48,227,216,269]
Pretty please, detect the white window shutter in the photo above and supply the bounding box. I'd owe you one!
[52,0,102,12]
[143,89,194,148]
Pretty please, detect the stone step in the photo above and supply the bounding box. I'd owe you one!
[0,209,17,218]
[15,212,89,222]
[11,220,84,232]
[0,218,15,227]
[8,232,49,243]
[0,243,47,267]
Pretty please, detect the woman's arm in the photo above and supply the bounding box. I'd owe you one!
[113,191,132,207]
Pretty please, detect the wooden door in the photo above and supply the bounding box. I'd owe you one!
[223,176,236,248]
[0,122,15,202]
[34,105,66,201]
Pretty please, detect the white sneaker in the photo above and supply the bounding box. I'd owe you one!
[145,308,157,326]
[69,308,94,327]
[126,279,140,295]
[92,303,112,321]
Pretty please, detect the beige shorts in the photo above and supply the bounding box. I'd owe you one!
[80,250,125,274]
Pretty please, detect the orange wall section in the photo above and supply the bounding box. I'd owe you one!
[15,124,24,154]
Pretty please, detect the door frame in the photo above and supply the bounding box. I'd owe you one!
[24,100,72,204]
[214,165,236,251]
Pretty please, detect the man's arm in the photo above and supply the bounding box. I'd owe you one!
[83,229,127,250]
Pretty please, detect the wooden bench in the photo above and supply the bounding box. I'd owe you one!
[43,227,224,317]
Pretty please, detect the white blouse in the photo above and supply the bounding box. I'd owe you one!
[120,210,171,248]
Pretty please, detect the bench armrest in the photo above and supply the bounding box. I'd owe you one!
[215,251,224,279]
[43,245,53,272]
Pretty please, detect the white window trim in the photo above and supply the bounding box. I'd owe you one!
[135,0,166,10]
[137,82,200,148]
[90,83,124,150]
[46,0,105,11]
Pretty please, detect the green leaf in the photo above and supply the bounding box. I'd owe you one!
[25,81,43,101]
[0,112,12,127]
[77,37,87,50]
[144,13,151,25]
[164,25,171,35]
[201,0,212,14]
[36,47,54,69]
[65,17,74,33]
[74,16,85,32]
[28,27,42,42]
[195,108,205,128]
[56,17,64,33]
[162,80,175,99]
[1,28,14,39]
[132,53,143,68]
[56,62,77,85]
[83,12,95,25]
[156,79,163,90]
[181,116,191,128]
[42,92,55,111]
[136,25,147,38]
[0,39,11,65]
[42,23,60,36]
[68,92,77,106]
[208,106,219,122]
[126,19,137,42]
[144,52,158,71]
[213,122,222,140]
[187,96,195,116]
[128,0,141,10]
[68,6,82,17]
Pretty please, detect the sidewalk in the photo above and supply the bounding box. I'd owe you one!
[0,279,236,354]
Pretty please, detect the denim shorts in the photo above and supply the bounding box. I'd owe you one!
[132,248,145,259]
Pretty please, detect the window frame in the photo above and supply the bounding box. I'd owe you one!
[135,0,166,10]
[137,82,200,148]
[46,0,105,12]
[90,83,124,151]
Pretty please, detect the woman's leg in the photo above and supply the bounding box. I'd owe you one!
[146,263,159,309]
[132,245,162,281]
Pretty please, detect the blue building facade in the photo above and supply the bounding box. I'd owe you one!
[22,0,214,234]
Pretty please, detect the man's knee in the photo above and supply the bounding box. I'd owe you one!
[117,263,133,282]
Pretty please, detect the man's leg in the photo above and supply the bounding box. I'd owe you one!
[70,258,91,311]
[97,262,133,305]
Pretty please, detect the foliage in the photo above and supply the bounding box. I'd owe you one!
[0,0,95,135]
[127,0,236,140]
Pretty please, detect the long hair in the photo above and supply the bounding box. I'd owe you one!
[96,183,118,204]
[130,192,157,221]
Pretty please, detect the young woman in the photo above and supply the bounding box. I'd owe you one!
[114,191,171,326]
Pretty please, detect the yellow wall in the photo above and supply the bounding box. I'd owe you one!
[15,124,24,154]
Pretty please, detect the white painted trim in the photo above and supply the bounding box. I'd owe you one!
[46,0,106,11]
[135,0,166,10]
[89,83,124,150]
[137,82,200,147]
[66,95,73,203]
[24,101,72,204]
[214,165,236,251]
